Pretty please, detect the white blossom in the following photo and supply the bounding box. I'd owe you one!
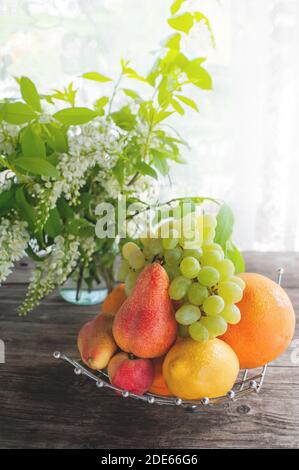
[0,122,20,155]
[18,235,80,315]
[0,218,30,285]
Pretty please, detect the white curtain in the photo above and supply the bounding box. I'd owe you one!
[1,0,298,251]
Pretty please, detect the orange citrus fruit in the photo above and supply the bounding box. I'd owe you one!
[102,284,126,316]
[163,338,239,400]
[148,357,173,397]
[221,273,295,369]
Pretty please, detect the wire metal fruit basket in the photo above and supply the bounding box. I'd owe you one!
[53,268,284,411]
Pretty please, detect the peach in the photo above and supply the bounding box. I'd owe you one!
[148,357,173,397]
[102,284,126,316]
[77,313,118,370]
[108,352,154,395]
[113,264,177,358]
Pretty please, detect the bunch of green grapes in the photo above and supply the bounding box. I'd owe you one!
[116,213,245,342]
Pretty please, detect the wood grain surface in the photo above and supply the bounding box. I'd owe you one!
[0,252,298,449]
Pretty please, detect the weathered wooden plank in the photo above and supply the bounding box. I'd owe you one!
[0,366,298,449]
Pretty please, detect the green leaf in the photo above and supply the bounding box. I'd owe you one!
[67,218,95,238]
[14,157,60,179]
[79,192,92,210]
[111,106,137,131]
[21,125,46,158]
[215,204,234,247]
[81,71,112,83]
[151,150,170,176]
[185,60,212,90]
[171,98,185,115]
[121,63,148,83]
[164,33,181,50]
[57,198,74,221]
[136,161,158,180]
[0,186,15,216]
[170,0,186,15]
[4,102,36,124]
[94,96,109,114]
[50,83,78,106]
[176,94,199,112]
[53,107,97,126]
[225,240,245,274]
[112,160,125,186]
[194,12,215,47]
[47,153,59,167]
[20,76,41,112]
[0,102,6,121]
[44,208,63,238]
[122,89,141,100]
[43,124,68,153]
[168,13,194,34]
[15,187,36,231]
[153,110,174,125]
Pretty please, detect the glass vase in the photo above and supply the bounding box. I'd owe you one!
[59,276,108,306]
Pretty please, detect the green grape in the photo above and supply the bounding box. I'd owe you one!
[182,249,202,261]
[116,259,130,282]
[201,316,228,337]
[164,246,183,266]
[197,266,220,287]
[203,214,217,229]
[148,238,163,256]
[179,324,190,338]
[202,243,223,253]
[189,322,209,342]
[179,219,202,249]
[203,295,225,316]
[162,229,179,250]
[180,256,201,279]
[218,281,243,303]
[221,304,241,325]
[122,242,140,260]
[216,259,235,280]
[128,250,145,270]
[229,275,246,290]
[187,282,209,306]
[164,264,181,281]
[139,233,151,247]
[169,276,192,301]
[142,245,153,261]
[203,226,216,244]
[201,250,224,267]
[125,271,139,296]
[175,304,201,326]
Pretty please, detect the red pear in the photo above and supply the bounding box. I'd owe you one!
[112,263,177,358]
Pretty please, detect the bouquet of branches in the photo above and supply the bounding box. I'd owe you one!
[0,0,214,315]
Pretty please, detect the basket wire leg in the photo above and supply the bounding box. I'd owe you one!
[239,369,248,392]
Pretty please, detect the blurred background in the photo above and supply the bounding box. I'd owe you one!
[0,0,299,251]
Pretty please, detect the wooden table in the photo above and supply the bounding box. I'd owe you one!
[0,252,298,449]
